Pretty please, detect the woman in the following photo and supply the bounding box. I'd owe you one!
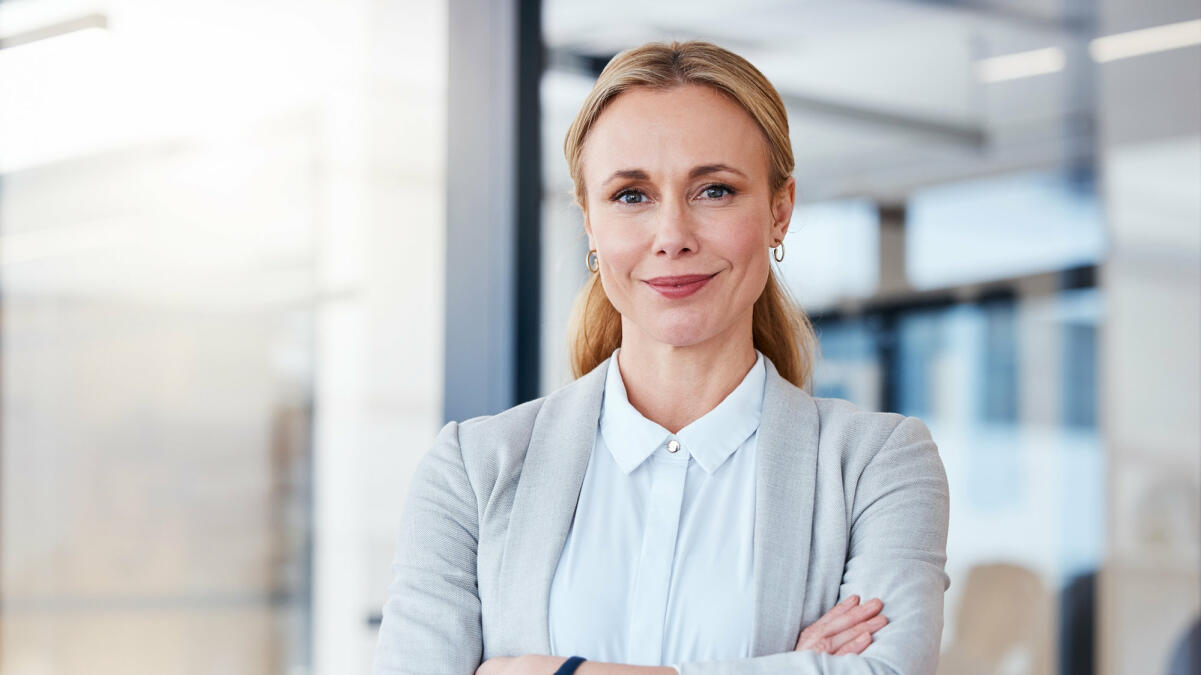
[374,40,950,675]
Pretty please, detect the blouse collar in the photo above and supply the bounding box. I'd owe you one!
[599,348,766,475]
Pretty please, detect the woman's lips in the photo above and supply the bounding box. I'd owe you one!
[644,273,718,299]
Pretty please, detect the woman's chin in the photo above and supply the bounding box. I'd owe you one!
[623,305,744,350]
[643,321,718,349]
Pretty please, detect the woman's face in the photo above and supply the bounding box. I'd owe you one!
[581,84,795,350]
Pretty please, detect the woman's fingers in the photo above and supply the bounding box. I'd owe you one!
[828,613,888,653]
[821,597,883,636]
[802,597,882,640]
[823,594,859,620]
[834,631,873,656]
[795,596,887,654]
[795,595,857,650]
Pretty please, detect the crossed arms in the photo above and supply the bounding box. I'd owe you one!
[373,415,950,675]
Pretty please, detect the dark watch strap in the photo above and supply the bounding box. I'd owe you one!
[553,655,587,675]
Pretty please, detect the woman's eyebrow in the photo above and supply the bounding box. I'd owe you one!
[602,169,649,188]
[688,163,747,179]
[602,164,747,188]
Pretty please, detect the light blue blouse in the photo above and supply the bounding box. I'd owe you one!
[548,349,766,671]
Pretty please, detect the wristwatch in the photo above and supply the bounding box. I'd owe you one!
[553,656,587,674]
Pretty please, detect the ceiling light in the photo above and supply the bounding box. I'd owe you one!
[0,13,107,51]
[1090,19,1201,63]
[976,47,1066,83]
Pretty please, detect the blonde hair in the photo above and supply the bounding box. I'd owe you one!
[564,40,819,390]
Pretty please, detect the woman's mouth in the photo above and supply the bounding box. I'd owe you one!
[644,273,718,299]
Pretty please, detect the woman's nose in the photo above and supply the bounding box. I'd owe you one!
[651,201,699,258]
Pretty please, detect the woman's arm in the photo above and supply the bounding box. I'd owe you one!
[482,594,888,674]
[679,415,951,674]
[481,416,947,675]
[675,415,951,675]
[373,421,484,675]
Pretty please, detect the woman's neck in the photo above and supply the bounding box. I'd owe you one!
[616,319,758,434]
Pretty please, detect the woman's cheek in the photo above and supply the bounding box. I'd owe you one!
[597,258,632,315]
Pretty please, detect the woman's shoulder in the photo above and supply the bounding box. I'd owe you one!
[805,393,936,463]
[444,395,548,466]
[445,364,607,468]
[798,394,946,516]
[810,393,906,432]
[762,355,928,446]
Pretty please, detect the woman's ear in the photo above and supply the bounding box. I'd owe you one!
[770,176,796,243]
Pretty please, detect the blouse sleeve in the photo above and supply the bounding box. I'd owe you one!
[373,421,484,675]
[677,415,951,675]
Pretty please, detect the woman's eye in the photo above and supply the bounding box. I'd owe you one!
[615,189,646,205]
[701,184,734,199]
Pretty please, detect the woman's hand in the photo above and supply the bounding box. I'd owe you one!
[795,594,888,656]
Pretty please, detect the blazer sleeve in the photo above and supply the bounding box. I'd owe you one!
[373,421,484,675]
[678,415,951,675]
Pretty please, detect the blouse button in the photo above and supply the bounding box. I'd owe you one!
[666,440,680,454]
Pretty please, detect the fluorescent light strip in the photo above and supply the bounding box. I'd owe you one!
[976,47,1066,83]
[1090,19,1201,63]
[0,13,107,50]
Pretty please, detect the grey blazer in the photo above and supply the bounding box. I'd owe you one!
[373,356,950,674]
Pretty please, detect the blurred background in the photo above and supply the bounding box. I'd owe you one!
[0,0,1197,673]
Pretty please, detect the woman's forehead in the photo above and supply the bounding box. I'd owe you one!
[582,85,769,180]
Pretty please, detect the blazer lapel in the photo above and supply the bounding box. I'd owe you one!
[750,360,821,656]
[496,358,609,655]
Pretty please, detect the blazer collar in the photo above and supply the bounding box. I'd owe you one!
[495,355,820,658]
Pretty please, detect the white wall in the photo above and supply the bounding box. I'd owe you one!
[1095,1,1201,673]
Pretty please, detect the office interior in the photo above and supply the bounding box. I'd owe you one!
[0,0,1198,673]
